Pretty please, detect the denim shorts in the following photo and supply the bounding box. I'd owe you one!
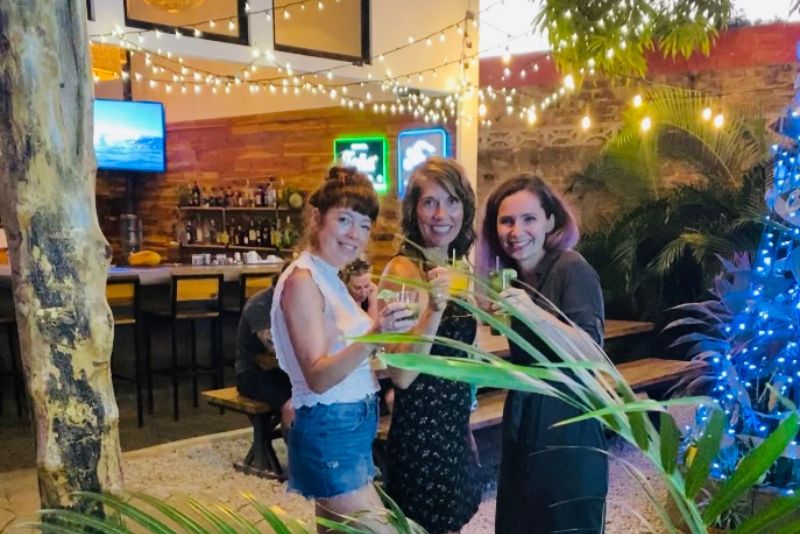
[288,395,379,499]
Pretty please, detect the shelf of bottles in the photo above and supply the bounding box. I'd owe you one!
[178,178,304,254]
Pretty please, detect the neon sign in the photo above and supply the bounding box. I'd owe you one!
[333,136,389,193]
[397,128,448,198]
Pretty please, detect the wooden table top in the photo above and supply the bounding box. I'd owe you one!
[0,262,284,286]
[475,319,655,356]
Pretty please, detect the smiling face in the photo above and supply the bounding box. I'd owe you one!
[346,272,372,303]
[415,178,464,251]
[314,207,373,268]
[496,190,555,273]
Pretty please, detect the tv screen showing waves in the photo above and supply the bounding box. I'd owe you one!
[94,99,166,173]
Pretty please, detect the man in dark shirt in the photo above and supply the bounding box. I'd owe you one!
[235,285,293,428]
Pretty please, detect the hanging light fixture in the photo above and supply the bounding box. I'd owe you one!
[142,0,206,14]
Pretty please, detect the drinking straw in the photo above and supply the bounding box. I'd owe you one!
[452,248,456,266]
[401,283,405,303]
[495,256,500,273]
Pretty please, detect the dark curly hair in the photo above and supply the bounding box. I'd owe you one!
[399,157,476,259]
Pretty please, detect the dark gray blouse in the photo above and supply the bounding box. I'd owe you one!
[508,248,605,366]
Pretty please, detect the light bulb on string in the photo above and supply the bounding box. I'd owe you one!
[641,116,652,132]
[502,47,512,64]
[702,107,713,121]
[581,114,591,130]
[713,113,724,129]
[632,94,643,108]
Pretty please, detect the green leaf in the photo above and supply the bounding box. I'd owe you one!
[703,412,800,524]
[551,396,705,428]
[685,409,726,499]
[659,412,681,474]
[242,496,307,534]
[71,492,176,534]
[733,492,800,533]
[186,497,237,534]
[131,494,207,534]
[37,509,132,534]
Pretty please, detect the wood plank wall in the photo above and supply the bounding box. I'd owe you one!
[97,106,456,272]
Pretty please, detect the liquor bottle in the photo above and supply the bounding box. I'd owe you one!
[191,181,201,206]
[265,178,277,208]
[237,223,245,246]
[208,219,218,244]
[254,184,263,207]
[218,222,229,246]
[194,215,204,244]
[276,178,286,207]
[185,220,194,244]
[254,220,263,246]
[259,220,269,246]
[247,218,257,244]
[201,187,209,207]
[242,220,250,246]
[245,180,254,207]
[237,190,245,207]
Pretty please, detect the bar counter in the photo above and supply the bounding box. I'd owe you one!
[0,262,285,287]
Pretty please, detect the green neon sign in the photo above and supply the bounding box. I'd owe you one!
[333,135,389,193]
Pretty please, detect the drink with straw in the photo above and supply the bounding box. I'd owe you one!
[449,252,471,297]
[488,260,517,335]
[377,285,420,322]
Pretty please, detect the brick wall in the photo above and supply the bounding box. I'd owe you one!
[98,107,454,271]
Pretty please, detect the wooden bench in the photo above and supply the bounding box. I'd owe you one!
[204,358,706,477]
[376,357,706,440]
[201,388,284,480]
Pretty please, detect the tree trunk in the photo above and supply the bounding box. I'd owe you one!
[0,0,122,511]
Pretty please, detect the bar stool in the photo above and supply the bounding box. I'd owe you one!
[106,275,144,427]
[144,273,224,421]
[0,314,24,418]
[227,272,274,314]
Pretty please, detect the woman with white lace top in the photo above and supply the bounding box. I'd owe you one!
[271,166,443,533]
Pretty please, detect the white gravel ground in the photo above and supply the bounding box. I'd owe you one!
[119,406,695,533]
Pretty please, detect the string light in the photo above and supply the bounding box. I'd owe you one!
[702,107,713,121]
[581,114,591,130]
[713,113,724,129]
[632,94,643,108]
[640,116,652,132]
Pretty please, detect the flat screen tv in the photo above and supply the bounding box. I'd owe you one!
[94,99,166,173]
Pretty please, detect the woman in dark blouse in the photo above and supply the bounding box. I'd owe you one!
[476,174,608,534]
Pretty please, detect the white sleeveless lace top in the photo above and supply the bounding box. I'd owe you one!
[271,251,379,408]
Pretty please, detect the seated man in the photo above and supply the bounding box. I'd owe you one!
[341,258,379,320]
[235,278,293,429]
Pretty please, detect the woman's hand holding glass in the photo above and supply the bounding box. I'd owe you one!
[376,300,418,333]
[427,266,451,312]
[491,287,538,322]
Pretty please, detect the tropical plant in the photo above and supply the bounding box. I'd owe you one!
[362,270,800,533]
[571,87,771,319]
[535,0,733,78]
[24,485,427,533]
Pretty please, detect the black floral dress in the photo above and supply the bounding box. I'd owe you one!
[385,299,481,534]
